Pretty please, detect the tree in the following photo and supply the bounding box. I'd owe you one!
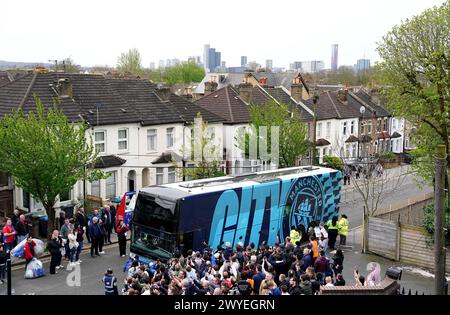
[117,48,143,76]
[237,101,311,168]
[0,96,103,232]
[376,2,450,186]
[52,57,81,73]
[156,62,205,86]
[177,113,224,180]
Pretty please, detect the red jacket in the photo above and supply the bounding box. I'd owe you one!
[24,241,36,260]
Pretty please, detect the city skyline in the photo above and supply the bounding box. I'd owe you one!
[0,0,445,69]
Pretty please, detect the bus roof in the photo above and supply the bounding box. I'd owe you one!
[139,166,339,199]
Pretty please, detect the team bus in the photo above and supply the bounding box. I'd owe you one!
[130,166,342,263]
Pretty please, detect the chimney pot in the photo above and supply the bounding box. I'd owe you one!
[204,81,218,96]
[337,88,348,103]
[290,82,303,103]
[57,78,73,98]
[155,86,171,102]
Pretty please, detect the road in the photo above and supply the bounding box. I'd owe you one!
[0,242,129,295]
[339,169,433,228]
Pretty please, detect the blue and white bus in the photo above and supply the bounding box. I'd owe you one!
[130,166,342,262]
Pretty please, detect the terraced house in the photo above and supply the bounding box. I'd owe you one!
[0,69,224,215]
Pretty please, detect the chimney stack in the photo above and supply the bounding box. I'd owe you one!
[57,78,73,98]
[258,77,268,87]
[204,81,218,96]
[155,86,171,102]
[238,82,253,103]
[290,77,304,103]
[370,88,380,104]
[337,88,348,103]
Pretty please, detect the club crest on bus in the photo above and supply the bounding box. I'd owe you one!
[283,176,324,236]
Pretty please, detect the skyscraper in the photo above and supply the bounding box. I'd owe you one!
[265,59,273,70]
[203,44,222,72]
[331,44,338,71]
[241,56,248,67]
[356,59,371,72]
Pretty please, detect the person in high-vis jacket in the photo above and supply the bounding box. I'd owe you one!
[338,214,349,246]
[103,268,118,295]
[289,226,301,245]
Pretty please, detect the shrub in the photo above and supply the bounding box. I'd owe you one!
[422,202,450,246]
[323,156,344,171]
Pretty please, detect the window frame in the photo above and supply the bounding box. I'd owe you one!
[118,128,129,151]
[147,128,157,152]
[105,171,117,199]
[168,167,176,183]
[156,167,164,185]
[166,127,175,149]
[94,130,107,154]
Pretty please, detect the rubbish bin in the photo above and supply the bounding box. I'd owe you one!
[29,210,47,238]
[38,216,48,238]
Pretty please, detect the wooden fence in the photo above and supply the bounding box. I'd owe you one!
[367,217,450,272]
[368,217,399,260]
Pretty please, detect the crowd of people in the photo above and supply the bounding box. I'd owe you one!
[0,200,129,279]
[115,214,380,296]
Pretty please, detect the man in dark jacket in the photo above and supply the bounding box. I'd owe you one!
[288,277,302,295]
[89,217,102,257]
[299,274,313,295]
[16,214,30,244]
[314,250,330,274]
[252,264,265,294]
[102,206,112,244]
[301,248,313,272]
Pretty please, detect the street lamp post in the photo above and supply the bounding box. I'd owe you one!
[358,106,366,161]
[311,92,319,165]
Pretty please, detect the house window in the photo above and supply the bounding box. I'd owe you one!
[60,190,71,202]
[118,128,128,151]
[317,122,322,138]
[343,122,347,136]
[166,127,174,148]
[377,119,382,132]
[326,122,331,139]
[168,167,176,183]
[360,121,366,135]
[147,129,157,151]
[91,179,100,197]
[392,118,397,130]
[383,118,388,131]
[156,167,164,185]
[350,121,355,134]
[94,130,106,153]
[367,121,372,133]
[105,171,117,199]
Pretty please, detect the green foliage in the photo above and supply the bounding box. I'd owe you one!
[52,57,81,73]
[376,1,450,185]
[0,96,103,230]
[178,113,224,180]
[423,202,450,246]
[117,48,143,76]
[323,156,344,171]
[147,62,205,86]
[379,151,396,162]
[237,101,311,168]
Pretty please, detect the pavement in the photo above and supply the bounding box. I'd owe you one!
[0,242,130,295]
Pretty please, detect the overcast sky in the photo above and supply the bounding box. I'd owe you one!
[0,0,445,69]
